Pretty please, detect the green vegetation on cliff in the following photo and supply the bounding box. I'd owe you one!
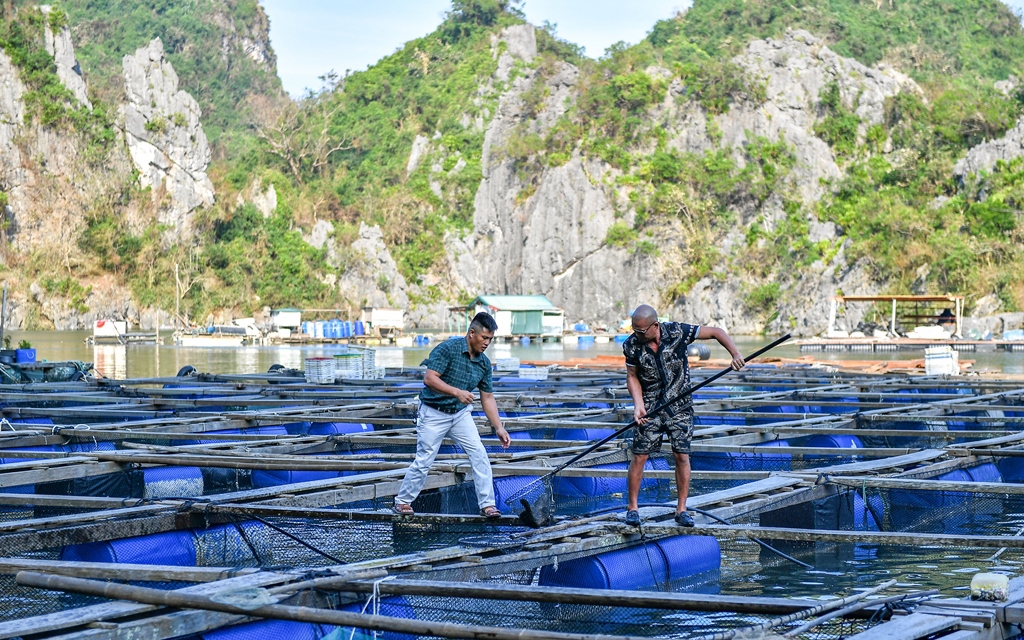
[8,0,1024,324]
[15,0,283,148]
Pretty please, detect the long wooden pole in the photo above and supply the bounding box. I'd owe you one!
[636,524,1024,549]
[15,571,651,640]
[689,579,897,640]
[339,578,818,615]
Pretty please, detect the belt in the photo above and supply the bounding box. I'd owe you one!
[422,402,463,415]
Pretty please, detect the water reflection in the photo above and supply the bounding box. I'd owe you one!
[92,345,127,379]
[8,330,1024,379]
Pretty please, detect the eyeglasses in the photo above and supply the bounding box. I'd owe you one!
[632,322,658,336]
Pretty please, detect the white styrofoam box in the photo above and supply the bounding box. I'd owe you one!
[925,346,959,375]
[518,365,549,380]
[496,357,520,371]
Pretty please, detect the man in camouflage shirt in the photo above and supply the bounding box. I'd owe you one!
[622,304,745,527]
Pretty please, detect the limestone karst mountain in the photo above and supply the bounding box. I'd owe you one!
[1,0,1023,332]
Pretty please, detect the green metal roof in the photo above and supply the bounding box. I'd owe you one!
[471,295,558,311]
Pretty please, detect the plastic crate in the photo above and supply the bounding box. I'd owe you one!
[304,357,336,384]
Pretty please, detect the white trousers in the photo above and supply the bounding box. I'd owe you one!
[395,403,496,509]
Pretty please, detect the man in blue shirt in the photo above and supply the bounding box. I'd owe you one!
[623,304,745,527]
[394,312,511,518]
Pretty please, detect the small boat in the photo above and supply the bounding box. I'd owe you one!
[173,320,261,347]
[86,319,159,345]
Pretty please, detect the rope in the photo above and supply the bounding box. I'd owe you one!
[637,519,663,592]
[351,575,396,640]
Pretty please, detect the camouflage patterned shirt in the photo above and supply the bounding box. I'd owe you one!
[622,321,700,415]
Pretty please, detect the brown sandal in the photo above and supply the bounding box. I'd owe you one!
[480,506,501,519]
[393,503,414,515]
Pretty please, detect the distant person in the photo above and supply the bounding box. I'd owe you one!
[394,312,511,518]
[622,305,745,527]
[936,308,956,331]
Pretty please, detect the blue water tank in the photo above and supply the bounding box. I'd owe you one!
[354,320,366,336]
[574,323,588,332]
[614,334,628,343]
[539,535,720,589]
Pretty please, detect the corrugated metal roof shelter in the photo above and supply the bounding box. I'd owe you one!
[450,295,564,337]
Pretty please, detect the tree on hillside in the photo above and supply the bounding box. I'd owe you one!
[254,72,352,186]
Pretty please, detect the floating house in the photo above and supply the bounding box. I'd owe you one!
[270,308,302,330]
[360,306,405,337]
[451,294,564,337]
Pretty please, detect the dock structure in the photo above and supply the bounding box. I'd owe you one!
[0,363,1023,637]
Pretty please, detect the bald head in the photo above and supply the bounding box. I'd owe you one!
[631,305,658,324]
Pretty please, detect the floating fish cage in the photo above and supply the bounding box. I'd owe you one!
[0,360,1023,639]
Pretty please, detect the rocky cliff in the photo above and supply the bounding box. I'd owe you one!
[120,38,215,240]
[439,27,923,334]
[0,13,214,329]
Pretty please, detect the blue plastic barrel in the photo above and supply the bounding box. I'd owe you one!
[339,596,417,640]
[492,475,540,513]
[173,424,288,446]
[966,462,1002,483]
[539,535,720,589]
[61,530,198,565]
[200,619,334,640]
[354,320,365,336]
[520,336,530,346]
[805,434,862,449]
[309,422,374,435]
[553,427,616,441]
[614,334,628,343]
[852,490,884,530]
[143,466,203,498]
[554,457,669,497]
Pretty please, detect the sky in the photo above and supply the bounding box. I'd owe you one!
[258,1,689,96]
[259,0,1024,97]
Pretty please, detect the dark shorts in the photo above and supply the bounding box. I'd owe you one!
[630,410,693,455]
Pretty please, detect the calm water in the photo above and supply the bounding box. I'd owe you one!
[7,330,1024,379]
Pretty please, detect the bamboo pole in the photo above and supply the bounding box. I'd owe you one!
[633,523,1024,549]
[783,590,938,638]
[339,578,819,614]
[16,571,653,640]
[688,579,897,640]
